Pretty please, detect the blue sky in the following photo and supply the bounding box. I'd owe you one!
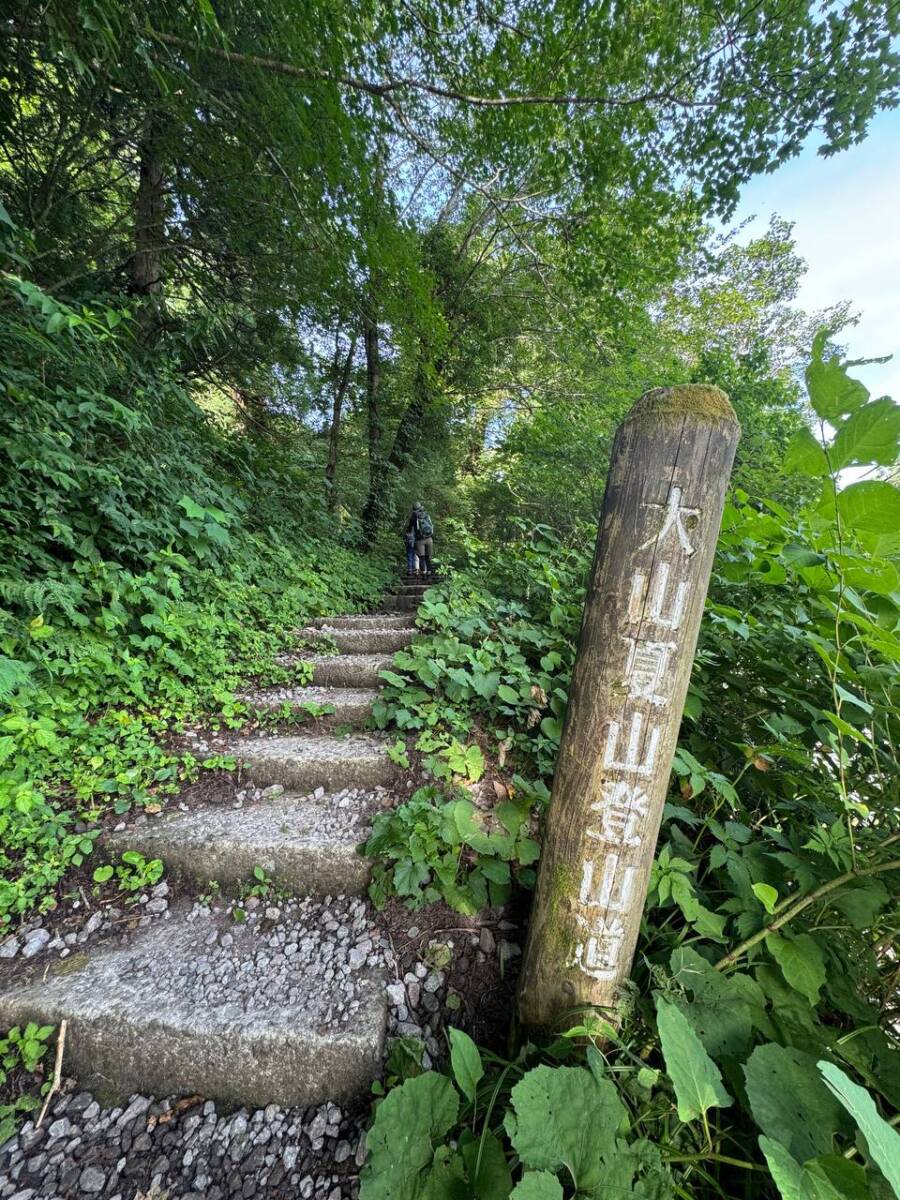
[733,107,900,402]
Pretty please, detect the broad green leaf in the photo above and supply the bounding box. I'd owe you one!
[510,1173,563,1200]
[784,427,829,477]
[819,1061,900,1195]
[540,716,563,741]
[806,334,869,421]
[471,671,501,701]
[836,481,900,535]
[831,878,889,930]
[759,1137,844,1200]
[831,397,900,469]
[460,1131,513,1200]
[504,1065,627,1192]
[449,1027,484,1103]
[421,1145,468,1200]
[361,1073,460,1200]
[744,1044,852,1163]
[497,684,520,704]
[655,997,731,1123]
[767,933,826,1004]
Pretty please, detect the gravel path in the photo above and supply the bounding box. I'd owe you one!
[1,1089,370,1200]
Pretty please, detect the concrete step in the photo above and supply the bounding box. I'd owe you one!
[395,583,431,595]
[243,684,378,726]
[0,900,387,1107]
[239,733,396,792]
[309,654,395,687]
[309,628,414,655]
[314,612,417,630]
[384,594,421,612]
[107,787,388,896]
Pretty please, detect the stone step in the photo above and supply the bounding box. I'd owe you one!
[314,612,417,630]
[106,787,387,896]
[309,628,414,655]
[239,734,396,792]
[384,594,421,612]
[309,654,395,687]
[0,900,387,1107]
[243,684,378,726]
[395,583,431,595]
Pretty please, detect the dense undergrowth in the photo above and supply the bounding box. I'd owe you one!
[362,343,900,1199]
[0,273,392,929]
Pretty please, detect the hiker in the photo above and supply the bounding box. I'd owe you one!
[405,502,434,577]
[404,527,418,577]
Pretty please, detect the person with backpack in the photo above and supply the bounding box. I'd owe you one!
[405,502,435,577]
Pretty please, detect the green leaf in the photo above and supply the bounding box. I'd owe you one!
[831,878,889,931]
[752,882,778,914]
[539,716,562,741]
[421,1145,468,1200]
[460,1131,513,1200]
[806,335,869,421]
[449,1028,484,1103]
[818,1061,900,1195]
[759,1137,844,1200]
[361,1073,460,1200]
[471,671,501,701]
[767,933,826,1004]
[178,494,207,520]
[832,397,900,469]
[393,859,430,896]
[784,428,829,477]
[92,865,113,883]
[744,1044,852,1163]
[655,997,732,1123]
[510,1173,563,1200]
[497,684,520,705]
[836,481,900,535]
[504,1065,627,1192]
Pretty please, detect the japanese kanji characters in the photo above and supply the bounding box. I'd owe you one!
[572,477,706,983]
[586,780,648,847]
[627,561,689,630]
[602,711,660,776]
[579,853,638,912]
[638,484,700,557]
[622,636,678,705]
[575,919,626,980]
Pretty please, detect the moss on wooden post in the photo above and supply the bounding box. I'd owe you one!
[517,385,740,1030]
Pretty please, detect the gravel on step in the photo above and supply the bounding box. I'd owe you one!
[162,895,388,1020]
[0,1089,370,1200]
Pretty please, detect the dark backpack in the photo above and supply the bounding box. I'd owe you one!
[419,513,434,537]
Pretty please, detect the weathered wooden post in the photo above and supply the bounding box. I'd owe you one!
[517,385,740,1029]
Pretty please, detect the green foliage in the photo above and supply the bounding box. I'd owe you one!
[92,850,163,894]
[361,1044,673,1200]
[0,273,392,930]
[365,341,900,1198]
[0,1022,55,1144]
[364,784,539,914]
[818,1062,900,1197]
[654,998,731,1130]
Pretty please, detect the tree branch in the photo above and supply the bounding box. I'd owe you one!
[145,28,709,111]
[714,847,900,972]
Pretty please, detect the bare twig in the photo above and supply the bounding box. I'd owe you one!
[36,1019,67,1128]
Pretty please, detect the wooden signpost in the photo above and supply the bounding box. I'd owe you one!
[517,385,740,1029]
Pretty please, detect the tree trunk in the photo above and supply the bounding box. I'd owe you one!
[361,312,383,537]
[325,335,357,511]
[131,113,166,334]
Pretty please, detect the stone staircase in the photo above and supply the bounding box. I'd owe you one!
[0,581,432,1108]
